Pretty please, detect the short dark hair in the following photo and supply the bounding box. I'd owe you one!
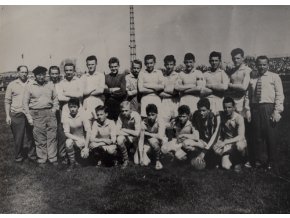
[146,104,158,115]
[164,55,176,65]
[184,53,195,62]
[209,51,222,60]
[95,105,107,113]
[86,55,98,63]
[49,66,60,74]
[64,62,75,71]
[131,59,142,69]
[144,54,156,63]
[178,105,191,115]
[68,98,80,107]
[33,66,47,75]
[256,55,269,65]
[109,57,120,66]
[223,97,235,106]
[17,65,28,72]
[231,48,244,58]
[197,98,210,110]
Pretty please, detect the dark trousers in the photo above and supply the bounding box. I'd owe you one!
[251,103,278,165]
[30,109,57,163]
[105,98,123,121]
[56,110,66,159]
[10,112,36,161]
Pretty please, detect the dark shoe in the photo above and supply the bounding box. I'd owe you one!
[121,160,129,170]
[67,163,75,172]
[113,160,118,167]
[234,164,242,173]
[38,163,46,168]
[95,160,102,168]
[51,161,58,167]
[15,158,24,163]
[244,161,252,168]
[255,161,262,168]
[28,158,36,163]
[60,157,69,165]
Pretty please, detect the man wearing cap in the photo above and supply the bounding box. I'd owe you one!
[5,65,36,163]
[23,66,59,167]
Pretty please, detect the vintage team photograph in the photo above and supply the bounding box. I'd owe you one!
[0,5,289,213]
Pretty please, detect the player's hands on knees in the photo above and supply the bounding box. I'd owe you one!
[6,116,11,125]
[81,147,90,159]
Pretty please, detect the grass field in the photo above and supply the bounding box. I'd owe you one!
[0,90,290,214]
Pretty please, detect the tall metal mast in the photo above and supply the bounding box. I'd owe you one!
[129,6,136,64]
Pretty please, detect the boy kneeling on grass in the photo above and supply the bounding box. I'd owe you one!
[212,97,247,172]
[161,105,203,161]
[63,98,91,171]
[89,105,117,167]
[138,104,166,170]
[116,101,141,169]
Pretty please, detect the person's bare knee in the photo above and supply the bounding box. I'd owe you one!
[117,135,126,146]
[65,139,74,149]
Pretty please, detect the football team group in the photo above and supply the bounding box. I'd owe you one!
[4,48,284,172]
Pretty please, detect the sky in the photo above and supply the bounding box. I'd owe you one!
[1,5,290,73]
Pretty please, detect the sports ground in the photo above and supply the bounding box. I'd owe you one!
[0,87,289,213]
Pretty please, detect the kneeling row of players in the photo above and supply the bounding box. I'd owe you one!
[63,96,246,171]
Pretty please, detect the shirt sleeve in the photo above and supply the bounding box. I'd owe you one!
[51,85,59,111]
[4,82,12,106]
[137,71,145,92]
[221,70,229,89]
[237,115,245,139]
[133,113,142,135]
[109,120,117,143]
[273,74,284,113]
[116,116,122,130]
[158,70,165,86]
[158,119,166,139]
[95,73,105,94]
[22,85,32,121]
[83,118,91,133]
[90,121,99,139]
[63,119,70,134]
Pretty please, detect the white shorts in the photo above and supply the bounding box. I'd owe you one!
[83,96,104,114]
[180,95,199,115]
[161,139,187,160]
[141,94,161,117]
[207,96,223,115]
[161,98,179,125]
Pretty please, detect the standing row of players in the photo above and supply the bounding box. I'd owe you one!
[5,48,284,171]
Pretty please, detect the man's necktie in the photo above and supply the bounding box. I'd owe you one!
[255,77,262,102]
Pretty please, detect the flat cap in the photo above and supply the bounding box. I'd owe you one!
[33,66,47,75]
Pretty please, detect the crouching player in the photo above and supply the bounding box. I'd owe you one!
[63,98,91,170]
[138,104,165,170]
[89,105,117,166]
[161,105,201,161]
[191,98,221,170]
[213,97,247,172]
[116,101,141,169]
